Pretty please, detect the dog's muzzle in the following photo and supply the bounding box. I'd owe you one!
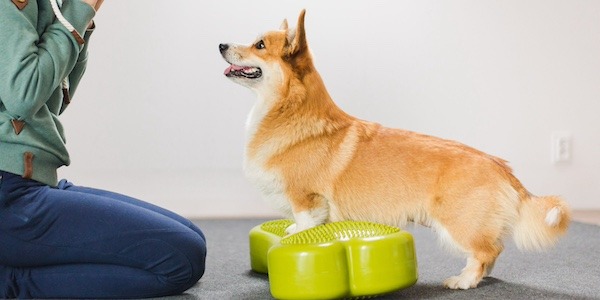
[219,43,263,79]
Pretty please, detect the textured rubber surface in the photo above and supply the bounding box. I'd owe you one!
[249,220,418,299]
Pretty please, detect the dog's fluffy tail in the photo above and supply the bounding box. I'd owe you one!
[512,195,571,251]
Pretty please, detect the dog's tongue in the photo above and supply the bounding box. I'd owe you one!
[224,64,244,75]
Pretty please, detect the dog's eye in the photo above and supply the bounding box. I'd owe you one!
[255,40,266,50]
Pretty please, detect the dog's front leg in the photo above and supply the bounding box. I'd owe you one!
[285,193,330,235]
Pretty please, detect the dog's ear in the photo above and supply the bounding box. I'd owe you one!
[280,19,288,31]
[286,9,307,56]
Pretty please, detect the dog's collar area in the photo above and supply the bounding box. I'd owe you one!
[224,64,262,79]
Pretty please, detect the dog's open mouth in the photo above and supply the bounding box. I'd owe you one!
[224,64,262,79]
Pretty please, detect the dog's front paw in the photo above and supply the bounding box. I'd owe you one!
[285,223,298,235]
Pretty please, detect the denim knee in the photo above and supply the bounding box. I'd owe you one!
[156,231,207,295]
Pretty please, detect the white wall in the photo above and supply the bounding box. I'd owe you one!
[59,0,600,218]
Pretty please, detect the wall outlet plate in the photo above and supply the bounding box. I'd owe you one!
[552,131,572,163]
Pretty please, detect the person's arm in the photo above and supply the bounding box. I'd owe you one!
[0,0,95,120]
[65,0,105,108]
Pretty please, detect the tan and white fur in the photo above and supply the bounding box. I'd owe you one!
[219,10,570,289]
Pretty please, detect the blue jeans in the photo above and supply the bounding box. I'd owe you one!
[0,171,206,298]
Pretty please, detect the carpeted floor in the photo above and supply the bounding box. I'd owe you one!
[156,219,599,300]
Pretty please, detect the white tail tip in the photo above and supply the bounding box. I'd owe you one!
[545,207,561,227]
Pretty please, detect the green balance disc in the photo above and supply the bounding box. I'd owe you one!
[249,219,418,299]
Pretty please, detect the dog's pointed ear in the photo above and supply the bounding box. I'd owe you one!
[280,19,288,31]
[286,9,307,56]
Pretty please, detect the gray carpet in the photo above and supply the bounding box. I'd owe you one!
[158,219,600,300]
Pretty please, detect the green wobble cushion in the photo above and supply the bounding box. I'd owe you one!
[249,219,418,299]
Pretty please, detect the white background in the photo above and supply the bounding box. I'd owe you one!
[59,0,600,218]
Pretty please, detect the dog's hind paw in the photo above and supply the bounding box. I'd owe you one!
[443,275,478,290]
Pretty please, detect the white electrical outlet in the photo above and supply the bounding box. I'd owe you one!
[551,131,572,163]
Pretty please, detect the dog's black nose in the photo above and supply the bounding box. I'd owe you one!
[219,44,229,54]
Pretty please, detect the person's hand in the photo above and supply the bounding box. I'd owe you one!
[82,0,97,9]
[83,0,104,12]
[82,0,104,29]
[93,0,104,11]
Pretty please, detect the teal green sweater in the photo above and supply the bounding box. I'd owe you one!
[0,0,95,186]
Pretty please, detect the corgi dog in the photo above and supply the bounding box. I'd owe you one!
[219,10,570,289]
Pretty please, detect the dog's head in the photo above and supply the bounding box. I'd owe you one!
[219,9,309,94]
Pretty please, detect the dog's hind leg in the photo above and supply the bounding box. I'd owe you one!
[443,252,500,289]
[285,193,330,235]
[439,227,504,289]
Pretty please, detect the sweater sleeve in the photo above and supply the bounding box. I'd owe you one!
[0,0,95,120]
[65,25,95,109]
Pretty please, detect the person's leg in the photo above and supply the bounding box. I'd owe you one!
[0,172,206,298]
[56,179,206,240]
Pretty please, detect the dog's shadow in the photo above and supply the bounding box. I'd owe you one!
[385,277,593,300]
[242,272,594,300]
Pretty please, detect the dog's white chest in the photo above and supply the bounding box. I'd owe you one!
[244,157,292,217]
[244,100,293,217]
